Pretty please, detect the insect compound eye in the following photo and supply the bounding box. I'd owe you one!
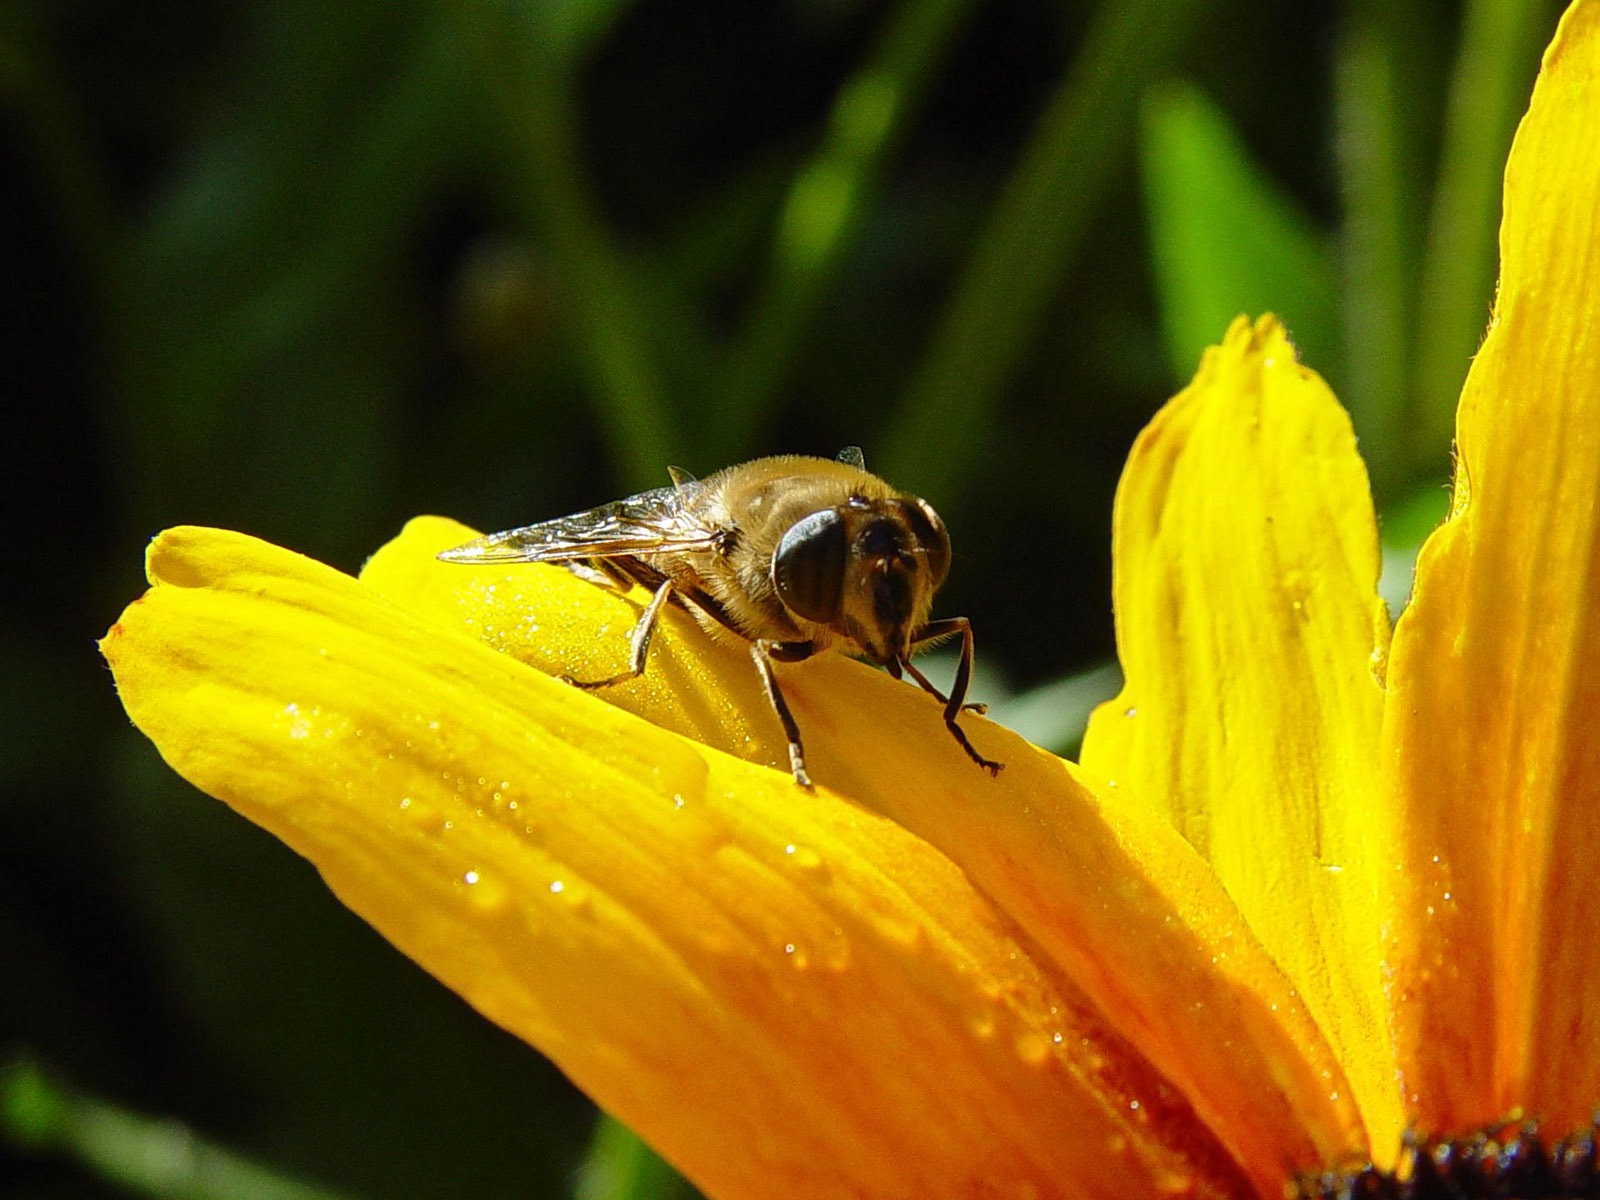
[772,508,849,625]
[905,498,951,588]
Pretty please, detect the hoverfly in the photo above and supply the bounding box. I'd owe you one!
[439,447,1001,788]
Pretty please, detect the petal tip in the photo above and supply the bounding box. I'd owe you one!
[144,526,231,589]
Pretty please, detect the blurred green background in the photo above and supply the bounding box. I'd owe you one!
[0,0,1563,1196]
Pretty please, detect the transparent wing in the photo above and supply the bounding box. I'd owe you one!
[438,480,721,564]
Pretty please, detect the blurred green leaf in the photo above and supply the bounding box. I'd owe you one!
[1377,478,1451,614]
[2,1056,361,1200]
[979,660,1122,758]
[1382,476,1453,546]
[572,1114,697,1200]
[534,0,641,66]
[1140,81,1338,384]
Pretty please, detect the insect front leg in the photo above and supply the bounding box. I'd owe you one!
[562,580,675,690]
[908,617,1003,776]
[750,639,818,789]
[889,657,987,715]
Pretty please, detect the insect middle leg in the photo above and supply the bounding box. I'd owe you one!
[750,639,818,789]
[561,580,676,690]
[907,617,1003,776]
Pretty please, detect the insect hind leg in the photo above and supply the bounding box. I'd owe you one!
[562,581,675,690]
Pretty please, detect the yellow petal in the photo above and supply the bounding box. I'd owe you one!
[105,527,1258,1200]
[1381,0,1600,1133]
[361,517,789,770]
[367,517,1367,1190]
[1080,316,1400,1151]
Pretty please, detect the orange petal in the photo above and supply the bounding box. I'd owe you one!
[1381,0,1600,1133]
[104,527,1258,1200]
[368,518,1367,1192]
[1078,315,1399,1152]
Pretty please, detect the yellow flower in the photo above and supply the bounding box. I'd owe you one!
[102,3,1600,1196]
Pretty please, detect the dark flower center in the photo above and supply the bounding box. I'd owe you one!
[1295,1117,1600,1199]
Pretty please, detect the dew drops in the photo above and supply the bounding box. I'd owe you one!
[282,702,313,741]
[456,868,508,912]
[819,929,851,972]
[1153,1167,1197,1196]
[871,912,923,951]
[783,843,824,872]
[549,880,565,894]
[1013,1029,1053,1066]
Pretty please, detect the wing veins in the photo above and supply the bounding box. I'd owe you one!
[440,481,721,564]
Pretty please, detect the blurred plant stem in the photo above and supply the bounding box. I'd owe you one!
[1334,0,1425,497]
[1,1056,359,1200]
[449,0,684,487]
[703,0,978,461]
[880,0,1209,504]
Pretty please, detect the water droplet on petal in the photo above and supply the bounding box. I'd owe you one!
[782,843,825,872]
[1013,1029,1053,1066]
[968,1008,997,1040]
